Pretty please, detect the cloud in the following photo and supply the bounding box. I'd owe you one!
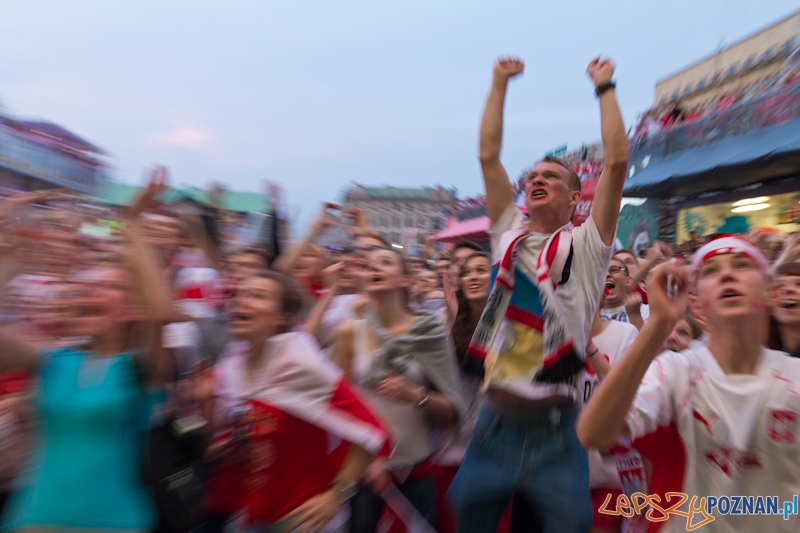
[149,127,210,150]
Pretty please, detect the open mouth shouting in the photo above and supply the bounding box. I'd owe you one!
[779,298,799,310]
[366,272,387,289]
[719,287,744,302]
[605,279,617,293]
[529,188,548,201]
[229,310,255,328]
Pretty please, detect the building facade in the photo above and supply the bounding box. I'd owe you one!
[0,117,108,195]
[342,184,457,247]
[626,9,800,246]
[654,9,799,108]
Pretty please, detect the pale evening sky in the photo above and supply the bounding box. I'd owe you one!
[0,0,797,227]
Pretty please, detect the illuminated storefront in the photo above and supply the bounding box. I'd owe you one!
[677,190,800,243]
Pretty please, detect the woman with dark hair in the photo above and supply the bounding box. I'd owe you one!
[436,252,491,533]
[333,247,463,532]
[200,269,388,533]
[448,252,492,368]
[768,262,800,358]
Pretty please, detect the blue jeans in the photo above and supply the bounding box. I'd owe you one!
[448,404,592,533]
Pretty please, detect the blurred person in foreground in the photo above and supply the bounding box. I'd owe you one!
[0,171,176,532]
[448,55,628,533]
[332,247,463,532]
[199,270,388,533]
[578,237,800,532]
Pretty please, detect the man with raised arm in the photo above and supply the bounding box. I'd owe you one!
[448,57,629,533]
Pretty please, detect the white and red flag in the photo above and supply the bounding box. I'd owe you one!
[205,332,390,524]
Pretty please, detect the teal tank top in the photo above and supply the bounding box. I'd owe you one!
[3,348,156,530]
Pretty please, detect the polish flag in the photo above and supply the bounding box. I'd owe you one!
[205,332,390,524]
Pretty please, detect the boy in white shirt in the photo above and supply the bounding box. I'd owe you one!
[578,236,800,532]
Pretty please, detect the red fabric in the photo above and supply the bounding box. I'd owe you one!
[0,372,33,395]
[329,379,393,459]
[591,488,624,529]
[636,286,649,305]
[241,401,348,523]
[435,466,459,533]
[545,232,561,275]
[202,407,347,521]
[573,178,598,227]
[504,305,545,331]
[204,377,390,522]
[631,422,687,533]
[297,276,325,299]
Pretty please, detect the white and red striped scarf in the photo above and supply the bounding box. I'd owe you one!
[463,222,575,378]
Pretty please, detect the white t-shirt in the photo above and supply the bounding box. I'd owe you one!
[626,346,800,532]
[600,303,650,324]
[585,320,639,488]
[488,205,612,400]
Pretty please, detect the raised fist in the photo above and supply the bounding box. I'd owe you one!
[646,262,690,327]
[586,57,615,86]
[494,57,525,81]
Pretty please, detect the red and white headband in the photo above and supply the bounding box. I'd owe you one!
[690,235,771,283]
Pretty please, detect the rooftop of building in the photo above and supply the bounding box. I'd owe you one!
[656,8,800,86]
[98,182,271,213]
[345,183,457,201]
[1,117,105,155]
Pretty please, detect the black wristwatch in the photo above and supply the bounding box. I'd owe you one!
[595,81,616,98]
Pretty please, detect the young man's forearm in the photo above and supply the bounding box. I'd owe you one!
[591,87,630,244]
[479,73,515,224]
[479,77,509,164]
[577,317,671,448]
[599,90,629,170]
[272,225,321,274]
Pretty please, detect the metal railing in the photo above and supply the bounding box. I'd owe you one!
[0,126,101,193]
[632,80,800,160]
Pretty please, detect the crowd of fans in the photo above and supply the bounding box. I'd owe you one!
[0,55,799,533]
[632,55,800,144]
